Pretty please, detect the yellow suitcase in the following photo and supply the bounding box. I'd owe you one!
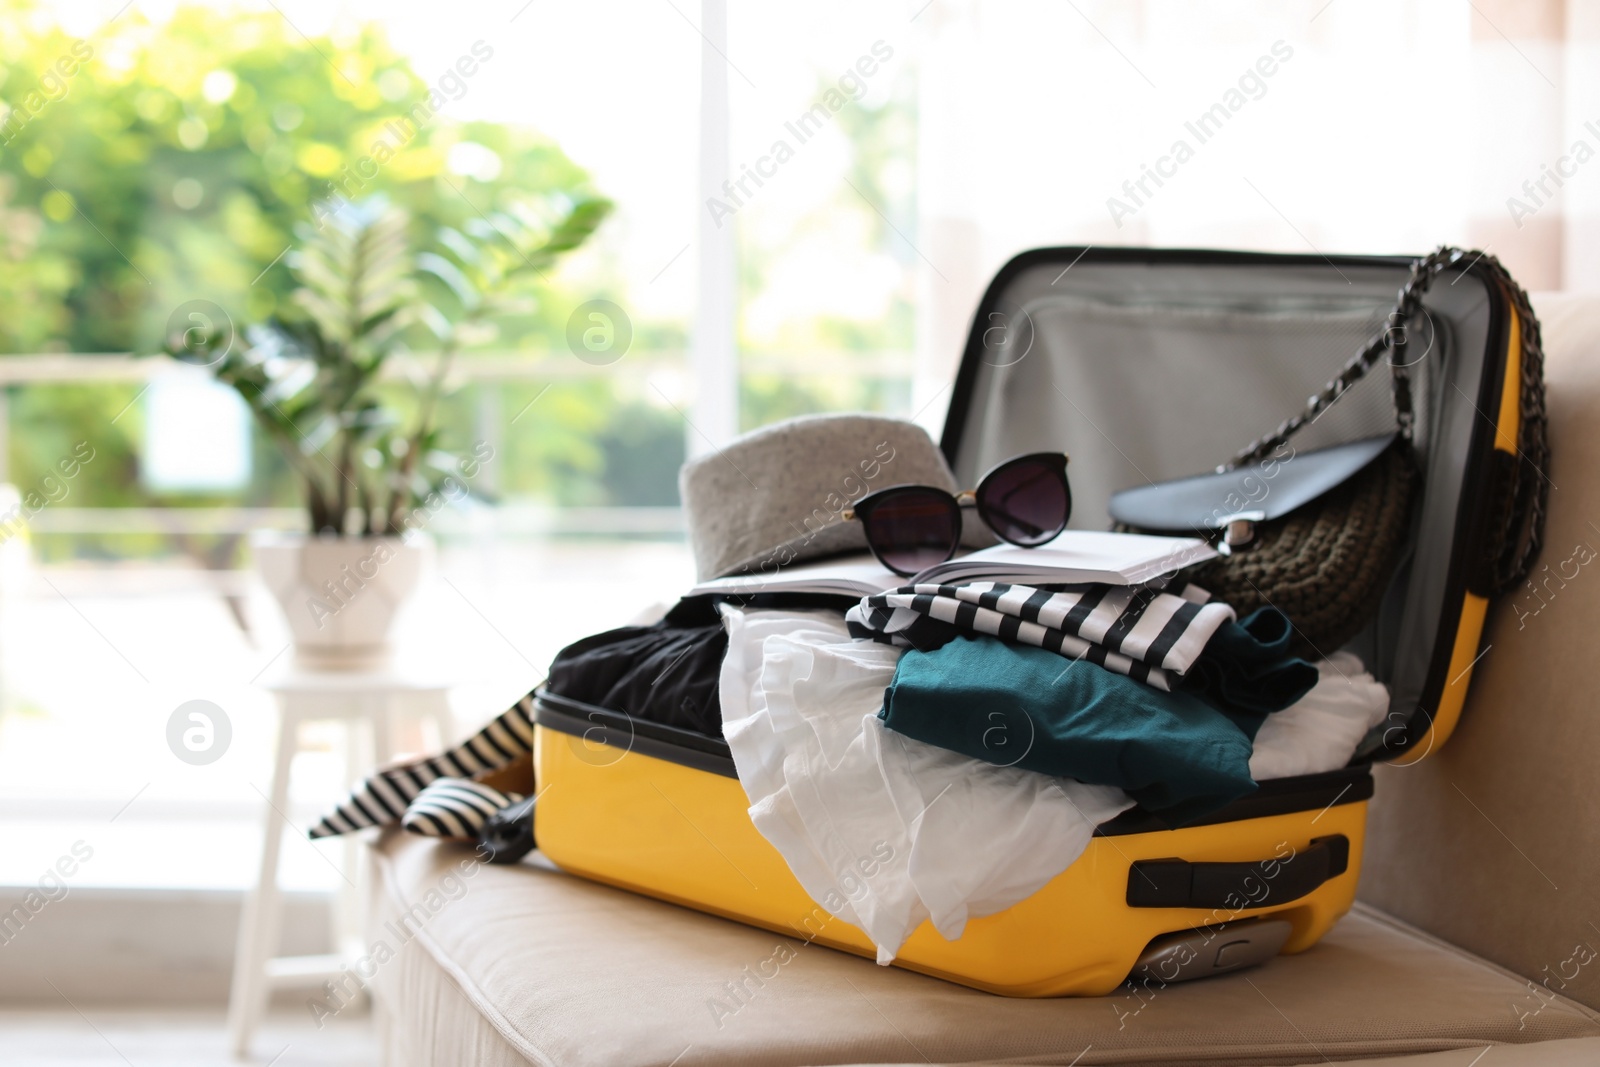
[529,247,1547,996]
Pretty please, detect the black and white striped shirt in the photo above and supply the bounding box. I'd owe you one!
[844,580,1232,690]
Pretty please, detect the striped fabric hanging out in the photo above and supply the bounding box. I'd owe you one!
[401,778,527,840]
[308,692,535,839]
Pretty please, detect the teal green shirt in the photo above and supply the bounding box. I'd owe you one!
[883,635,1272,825]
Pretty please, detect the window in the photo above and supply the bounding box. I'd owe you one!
[0,0,1587,895]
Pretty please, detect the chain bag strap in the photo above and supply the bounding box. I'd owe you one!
[1113,247,1548,654]
[1224,246,1548,595]
[1475,254,1550,593]
[1224,246,1459,470]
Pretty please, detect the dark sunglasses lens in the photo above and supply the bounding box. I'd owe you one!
[862,491,960,576]
[976,457,1069,546]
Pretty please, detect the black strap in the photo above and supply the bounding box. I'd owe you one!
[477,794,538,864]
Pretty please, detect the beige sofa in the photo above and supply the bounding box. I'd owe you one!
[365,293,1600,1066]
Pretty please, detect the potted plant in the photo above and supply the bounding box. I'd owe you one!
[170,193,609,667]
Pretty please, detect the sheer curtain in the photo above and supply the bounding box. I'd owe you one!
[907,0,1596,425]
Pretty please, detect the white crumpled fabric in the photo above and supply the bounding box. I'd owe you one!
[718,606,1133,963]
[1248,651,1390,780]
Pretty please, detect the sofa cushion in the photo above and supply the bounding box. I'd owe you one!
[850,1043,1600,1067]
[1321,1039,1600,1067]
[1360,292,1600,1013]
[369,831,1600,1067]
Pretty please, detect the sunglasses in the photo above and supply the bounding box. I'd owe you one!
[841,452,1071,577]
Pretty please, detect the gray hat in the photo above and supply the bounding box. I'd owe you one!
[680,413,976,581]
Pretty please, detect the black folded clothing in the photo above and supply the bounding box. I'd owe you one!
[546,594,862,738]
[545,597,729,737]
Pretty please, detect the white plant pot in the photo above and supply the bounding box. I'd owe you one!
[252,532,430,670]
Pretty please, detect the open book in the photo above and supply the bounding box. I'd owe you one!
[688,531,1217,599]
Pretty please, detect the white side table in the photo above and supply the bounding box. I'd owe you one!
[226,663,454,1057]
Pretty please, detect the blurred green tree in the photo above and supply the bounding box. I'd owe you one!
[0,3,692,544]
[0,5,605,353]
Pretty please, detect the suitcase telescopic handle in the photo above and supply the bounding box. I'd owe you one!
[1125,835,1349,910]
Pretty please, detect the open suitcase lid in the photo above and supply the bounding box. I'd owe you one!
[939,247,1525,764]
